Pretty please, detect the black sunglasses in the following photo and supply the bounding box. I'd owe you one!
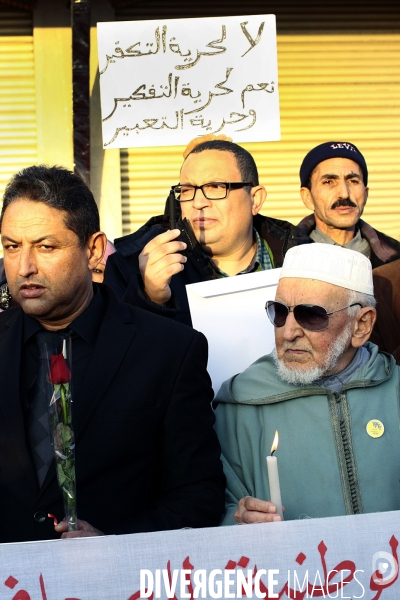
[265,300,362,332]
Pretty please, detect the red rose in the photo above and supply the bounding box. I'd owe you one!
[49,353,71,384]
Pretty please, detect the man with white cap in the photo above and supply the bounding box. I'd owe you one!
[297,141,400,268]
[214,243,400,525]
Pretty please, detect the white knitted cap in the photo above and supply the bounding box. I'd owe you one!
[280,244,374,295]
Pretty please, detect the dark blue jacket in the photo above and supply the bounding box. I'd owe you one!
[104,213,301,326]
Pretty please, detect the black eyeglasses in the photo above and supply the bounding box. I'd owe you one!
[171,182,253,202]
[265,301,362,332]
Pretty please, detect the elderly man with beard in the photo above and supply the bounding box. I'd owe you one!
[214,243,400,525]
[297,141,400,268]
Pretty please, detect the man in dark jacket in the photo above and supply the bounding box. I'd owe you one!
[105,139,300,326]
[370,259,400,364]
[0,165,225,543]
[297,141,400,268]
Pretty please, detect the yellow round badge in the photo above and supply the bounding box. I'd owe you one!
[366,420,384,438]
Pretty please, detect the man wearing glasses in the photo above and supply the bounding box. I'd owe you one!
[214,243,400,524]
[105,138,300,326]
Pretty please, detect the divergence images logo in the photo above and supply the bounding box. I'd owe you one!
[371,551,399,587]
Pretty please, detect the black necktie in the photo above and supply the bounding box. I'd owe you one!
[28,331,63,487]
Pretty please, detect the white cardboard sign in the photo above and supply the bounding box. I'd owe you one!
[97,15,280,148]
[186,269,280,394]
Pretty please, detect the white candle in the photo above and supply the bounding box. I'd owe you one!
[266,430,283,520]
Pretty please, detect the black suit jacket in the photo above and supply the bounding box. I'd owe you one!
[0,284,225,543]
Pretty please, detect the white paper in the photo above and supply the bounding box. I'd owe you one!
[97,15,280,148]
[186,269,280,393]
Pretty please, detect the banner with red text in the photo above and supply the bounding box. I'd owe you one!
[1,511,399,599]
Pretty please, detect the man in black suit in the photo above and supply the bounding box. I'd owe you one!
[0,165,225,543]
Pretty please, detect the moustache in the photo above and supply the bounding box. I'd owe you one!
[331,198,357,209]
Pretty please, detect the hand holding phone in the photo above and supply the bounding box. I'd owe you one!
[138,229,187,305]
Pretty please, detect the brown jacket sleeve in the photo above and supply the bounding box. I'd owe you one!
[371,259,400,364]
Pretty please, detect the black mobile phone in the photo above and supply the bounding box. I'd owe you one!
[168,189,176,230]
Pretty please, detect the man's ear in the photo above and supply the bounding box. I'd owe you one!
[251,185,267,216]
[351,307,377,348]
[300,187,315,212]
[87,232,107,271]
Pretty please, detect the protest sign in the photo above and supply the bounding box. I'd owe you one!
[0,511,399,599]
[186,269,279,393]
[97,15,280,148]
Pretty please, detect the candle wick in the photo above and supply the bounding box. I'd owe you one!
[271,450,276,457]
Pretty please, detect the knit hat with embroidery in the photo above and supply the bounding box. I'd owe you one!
[300,141,368,187]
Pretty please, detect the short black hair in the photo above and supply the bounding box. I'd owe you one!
[187,140,259,186]
[0,165,99,245]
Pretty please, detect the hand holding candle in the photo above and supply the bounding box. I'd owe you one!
[266,430,284,520]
